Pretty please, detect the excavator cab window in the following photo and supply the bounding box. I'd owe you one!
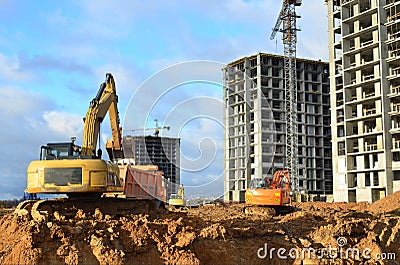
[40,143,81,160]
[250,178,266,189]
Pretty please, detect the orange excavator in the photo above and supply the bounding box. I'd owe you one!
[245,170,294,215]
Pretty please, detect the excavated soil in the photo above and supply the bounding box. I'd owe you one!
[1,193,400,265]
[368,190,400,214]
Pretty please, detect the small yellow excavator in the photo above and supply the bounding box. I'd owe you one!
[168,184,185,207]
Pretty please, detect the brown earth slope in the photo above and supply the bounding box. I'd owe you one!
[0,193,400,265]
[368,190,400,214]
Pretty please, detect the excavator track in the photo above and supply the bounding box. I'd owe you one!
[14,197,159,223]
[244,205,297,216]
[14,200,35,217]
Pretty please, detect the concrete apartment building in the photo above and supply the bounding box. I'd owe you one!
[326,0,400,202]
[123,135,180,196]
[223,53,332,202]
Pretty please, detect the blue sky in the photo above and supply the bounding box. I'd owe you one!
[0,0,329,200]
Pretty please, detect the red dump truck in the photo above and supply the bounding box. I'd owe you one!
[119,164,167,208]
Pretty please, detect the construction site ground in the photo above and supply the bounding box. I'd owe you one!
[1,192,400,265]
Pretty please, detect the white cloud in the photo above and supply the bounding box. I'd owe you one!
[191,0,277,25]
[43,111,83,139]
[18,53,92,74]
[198,116,224,135]
[79,0,159,24]
[123,61,224,130]
[148,57,188,72]
[0,86,83,199]
[188,173,222,186]
[0,52,33,81]
[0,86,48,115]
[296,1,329,61]
[46,9,68,26]
[94,63,144,111]
[183,173,224,198]
[94,65,139,93]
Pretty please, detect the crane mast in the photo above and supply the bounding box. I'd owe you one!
[270,0,301,193]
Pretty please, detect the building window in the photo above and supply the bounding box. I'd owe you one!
[394,171,400,181]
[348,174,356,188]
[338,142,345,155]
[337,126,345,137]
[337,109,344,122]
[394,152,400,162]
[373,172,379,186]
[365,174,371,187]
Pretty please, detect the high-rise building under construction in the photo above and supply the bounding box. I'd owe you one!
[326,0,400,202]
[123,135,180,196]
[223,53,332,202]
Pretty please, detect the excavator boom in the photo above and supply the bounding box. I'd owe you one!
[81,73,123,159]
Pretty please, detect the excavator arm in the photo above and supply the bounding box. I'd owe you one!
[81,73,123,159]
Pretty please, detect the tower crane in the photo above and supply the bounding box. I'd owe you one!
[128,119,170,137]
[270,0,302,194]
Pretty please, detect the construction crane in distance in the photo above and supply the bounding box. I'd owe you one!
[270,0,302,194]
[127,119,170,137]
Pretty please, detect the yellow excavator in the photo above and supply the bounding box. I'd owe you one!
[26,73,124,197]
[168,184,185,207]
[16,74,166,221]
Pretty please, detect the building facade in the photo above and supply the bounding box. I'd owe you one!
[326,0,400,202]
[223,53,332,202]
[123,135,180,195]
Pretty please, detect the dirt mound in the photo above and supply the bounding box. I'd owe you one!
[368,190,400,214]
[1,200,400,264]
[0,214,42,264]
[0,208,200,265]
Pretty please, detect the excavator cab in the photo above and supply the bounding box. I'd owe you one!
[39,137,85,160]
[249,178,268,189]
[40,142,81,160]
